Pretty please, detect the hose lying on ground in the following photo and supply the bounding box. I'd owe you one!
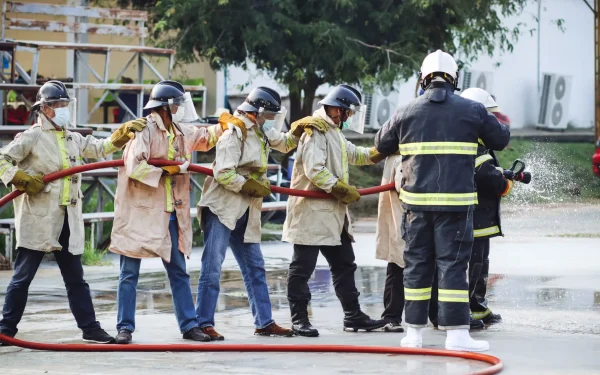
[0,160,502,375]
[0,334,503,375]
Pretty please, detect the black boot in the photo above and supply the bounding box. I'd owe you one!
[343,310,386,332]
[290,301,319,337]
[470,316,485,330]
[482,312,502,325]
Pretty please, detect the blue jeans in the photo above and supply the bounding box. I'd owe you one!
[196,208,274,329]
[0,213,100,336]
[116,219,197,334]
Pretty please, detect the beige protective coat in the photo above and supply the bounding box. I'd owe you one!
[282,107,373,246]
[375,154,405,267]
[198,112,298,243]
[110,112,222,262]
[0,118,120,254]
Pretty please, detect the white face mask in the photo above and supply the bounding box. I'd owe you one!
[52,107,70,128]
[171,106,185,123]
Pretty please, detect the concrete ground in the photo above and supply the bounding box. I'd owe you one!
[1,203,600,374]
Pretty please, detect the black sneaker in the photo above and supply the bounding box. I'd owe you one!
[182,327,211,342]
[482,312,502,325]
[0,330,14,346]
[383,321,405,333]
[83,328,115,344]
[115,329,132,345]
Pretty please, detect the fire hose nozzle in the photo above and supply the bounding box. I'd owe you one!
[515,171,532,184]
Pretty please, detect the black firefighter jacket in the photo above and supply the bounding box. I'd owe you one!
[375,81,510,212]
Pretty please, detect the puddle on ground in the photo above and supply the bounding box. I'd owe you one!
[4,266,599,320]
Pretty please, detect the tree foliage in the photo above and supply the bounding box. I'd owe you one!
[117,0,532,120]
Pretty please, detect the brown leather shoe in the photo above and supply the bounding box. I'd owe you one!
[200,326,225,341]
[255,322,294,337]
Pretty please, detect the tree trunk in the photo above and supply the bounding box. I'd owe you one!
[288,87,302,125]
[300,73,322,118]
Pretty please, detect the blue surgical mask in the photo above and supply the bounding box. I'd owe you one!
[52,107,70,128]
[262,119,276,132]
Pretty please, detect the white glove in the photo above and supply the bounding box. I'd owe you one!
[263,126,281,141]
[177,158,190,174]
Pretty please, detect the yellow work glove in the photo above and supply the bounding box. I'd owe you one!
[240,176,271,198]
[11,170,45,196]
[330,179,360,204]
[109,118,148,149]
[369,147,388,164]
[161,159,190,176]
[291,117,329,137]
[218,112,248,141]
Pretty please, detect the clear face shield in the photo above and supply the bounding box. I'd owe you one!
[168,92,199,123]
[41,98,77,129]
[258,106,287,133]
[344,104,367,134]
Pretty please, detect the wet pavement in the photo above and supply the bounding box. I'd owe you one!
[1,203,600,374]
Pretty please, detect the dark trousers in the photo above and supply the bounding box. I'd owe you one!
[287,230,360,320]
[402,210,473,329]
[469,238,491,318]
[0,213,100,336]
[382,262,405,323]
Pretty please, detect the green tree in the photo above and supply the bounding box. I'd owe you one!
[118,0,532,121]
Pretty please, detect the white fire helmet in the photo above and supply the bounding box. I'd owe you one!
[419,50,459,82]
[460,87,500,112]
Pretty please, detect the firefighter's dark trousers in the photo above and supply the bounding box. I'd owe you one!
[402,210,473,329]
[469,238,491,319]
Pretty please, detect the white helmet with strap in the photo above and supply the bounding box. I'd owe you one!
[460,87,500,112]
[419,50,459,90]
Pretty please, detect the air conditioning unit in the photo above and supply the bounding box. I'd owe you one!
[364,85,399,131]
[460,70,494,93]
[537,73,573,130]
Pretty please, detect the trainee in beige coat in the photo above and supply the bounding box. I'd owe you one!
[110,112,222,262]
[198,111,298,243]
[282,107,373,246]
[0,117,120,254]
[375,154,405,268]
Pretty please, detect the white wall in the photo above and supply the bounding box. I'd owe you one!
[217,0,594,128]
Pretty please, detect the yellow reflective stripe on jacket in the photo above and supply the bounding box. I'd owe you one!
[471,309,492,320]
[336,128,348,183]
[285,136,297,150]
[55,132,71,206]
[207,125,219,148]
[438,289,469,303]
[131,160,153,181]
[0,158,12,176]
[217,170,237,185]
[474,226,500,238]
[399,189,478,206]
[165,128,175,212]
[475,154,493,167]
[314,169,334,188]
[399,142,478,155]
[404,287,432,301]
[103,140,118,154]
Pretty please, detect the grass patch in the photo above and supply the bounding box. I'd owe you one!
[81,242,110,266]
[493,140,600,203]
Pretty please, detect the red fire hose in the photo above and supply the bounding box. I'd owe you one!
[0,160,503,375]
[0,159,396,208]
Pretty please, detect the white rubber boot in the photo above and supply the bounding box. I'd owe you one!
[445,329,489,352]
[400,327,423,348]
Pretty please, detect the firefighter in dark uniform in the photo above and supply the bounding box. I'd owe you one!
[461,88,529,324]
[375,50,510,352]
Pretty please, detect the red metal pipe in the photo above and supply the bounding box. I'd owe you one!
[0,334,502,375]
[0,159,396,208]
